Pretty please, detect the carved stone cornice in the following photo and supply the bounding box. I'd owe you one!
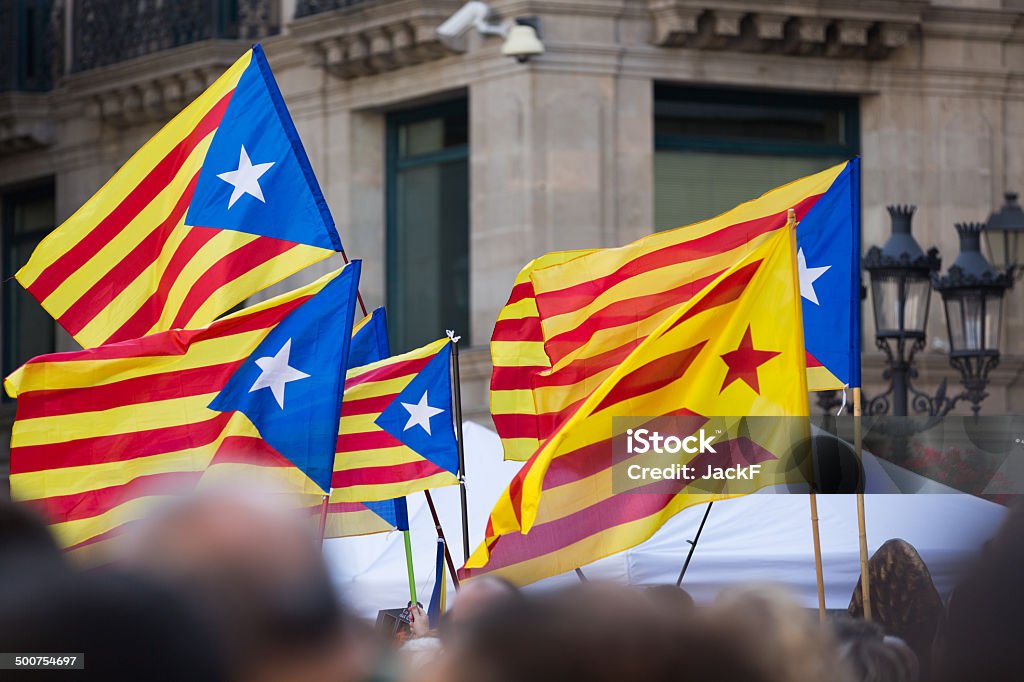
[58,41,251,126]
[646,0,926,59]
[0,93,55,156]
[289,0,463,79]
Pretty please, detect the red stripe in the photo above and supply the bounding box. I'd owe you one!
[327,502,375,514]
[541,270,723,362]
[11,412,232,474]
[17,294,307,366]
[57,172,201,337]
[492,315,544,343]
[490,413,541,439]
[209,435,291,467]
[107,226,220,343]
[504,280,536,307]
[16,360,242,420]
[168,235,298,329]
[64,524,134,553]
[24,470,203,525]
[490,365,549,392]
[332,458,449,489]
[340,394,398,418]
[534,195,820,320]
[463,437,776,577]
[27,91,234,302]
[592,343,707,414]
[335,429,402,454]
[345,355,432,389]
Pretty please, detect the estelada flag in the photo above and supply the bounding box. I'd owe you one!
[332,338,460,503]
[16,45,340,349]
[461,226,809,585]
[4,263,359,558]
[490,161,857,461]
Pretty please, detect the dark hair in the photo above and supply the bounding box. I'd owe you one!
[0,570,227,682]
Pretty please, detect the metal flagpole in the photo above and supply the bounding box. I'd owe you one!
[402,529,418,603]
[447,331,471,562]
[424,490,462,590]
[574,568,588,582]
[675,501,714,586]
[853,386,873,620]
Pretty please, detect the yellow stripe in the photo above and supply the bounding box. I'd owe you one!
[12,392,220,447]
[490,388,537,416]
[40,136,214,320]
[176,242,334,332]
[15,49,251,286]
[323,509,395,539]
[343,374,416,402]
[13,446,218,501]
[329,471,458,503]
[496,437,539,461]
[346,338,448,381]
[491,340,549,367]
[807,365,844,391]
[333,444,421,471]
[496,297,540,322]
[48,495,176,549]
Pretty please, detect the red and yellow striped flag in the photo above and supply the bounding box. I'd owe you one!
[4,270,341,562]
[489,164,845,461]
[16,46,337,349]
[462,226,809,585]
[331,339,459,502]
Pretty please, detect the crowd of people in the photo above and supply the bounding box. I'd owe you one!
[1,490,1020,682]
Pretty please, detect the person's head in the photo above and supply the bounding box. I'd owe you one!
[0,569,227,681]
[933,500,1024,682]
[832,617,919,682]
[431,582,776,682]
[0,497,67,585]
[642,583,695,614]
[441,575,523,639]
[711,584,853,682]
[118,490,367,682]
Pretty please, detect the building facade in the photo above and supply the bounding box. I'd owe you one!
[2,0,1024,476]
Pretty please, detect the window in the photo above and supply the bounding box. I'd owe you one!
[3,180,56,384]
[654,86,859,230]
[386,100,469,352]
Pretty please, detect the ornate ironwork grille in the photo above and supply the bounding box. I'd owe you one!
[71,0,279,73]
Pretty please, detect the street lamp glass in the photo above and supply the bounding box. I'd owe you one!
[943,292,1001,353]
[984,192,1024,275]
[870,271,931,338]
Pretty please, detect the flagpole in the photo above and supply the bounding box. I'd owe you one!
[338,249,368,317]
[317,493,330,546]
[675,501,714,587]
[809,493,827,622]
[853,386,873,620]
[403,529,418,604]
[423,490,462,590]
[447,332,471,562]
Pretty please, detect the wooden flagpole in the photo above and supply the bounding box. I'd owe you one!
[317,493,330,545]
[809,492,827,622]
[853,386,872,620]
[424,490,462,590]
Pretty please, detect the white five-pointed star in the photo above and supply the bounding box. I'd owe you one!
[216,145,275,209]
[400,391,444,436]
[248,339,310,409]
[798,248,831,306]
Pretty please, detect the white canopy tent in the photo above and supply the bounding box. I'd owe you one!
[324,422,1007,618]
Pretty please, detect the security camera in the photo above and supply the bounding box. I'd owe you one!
[437,2,495,42]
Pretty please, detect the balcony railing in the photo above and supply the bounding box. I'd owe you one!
[294,0,373,19]
[71,0,279,73]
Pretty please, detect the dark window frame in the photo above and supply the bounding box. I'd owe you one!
[385,98,470,352]
[2,178,56,386]
[654,84,860,159]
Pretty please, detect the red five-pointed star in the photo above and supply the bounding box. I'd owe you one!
[719,325,781,395]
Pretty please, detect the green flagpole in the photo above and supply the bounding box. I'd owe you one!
[403,529,418,603]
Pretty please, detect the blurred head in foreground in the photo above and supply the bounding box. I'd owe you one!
[429,581,782,682]
[833,617,919,682]
[0,569,227,682]
[712,584,853,682]
[934,500,1024,682]
[118,489,372,682]
[441,575,524,641]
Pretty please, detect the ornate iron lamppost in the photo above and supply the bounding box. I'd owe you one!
[982,192,1024,280]
[932,223,1011,416]
[860,207,1011,418]
[862,206,940,416]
